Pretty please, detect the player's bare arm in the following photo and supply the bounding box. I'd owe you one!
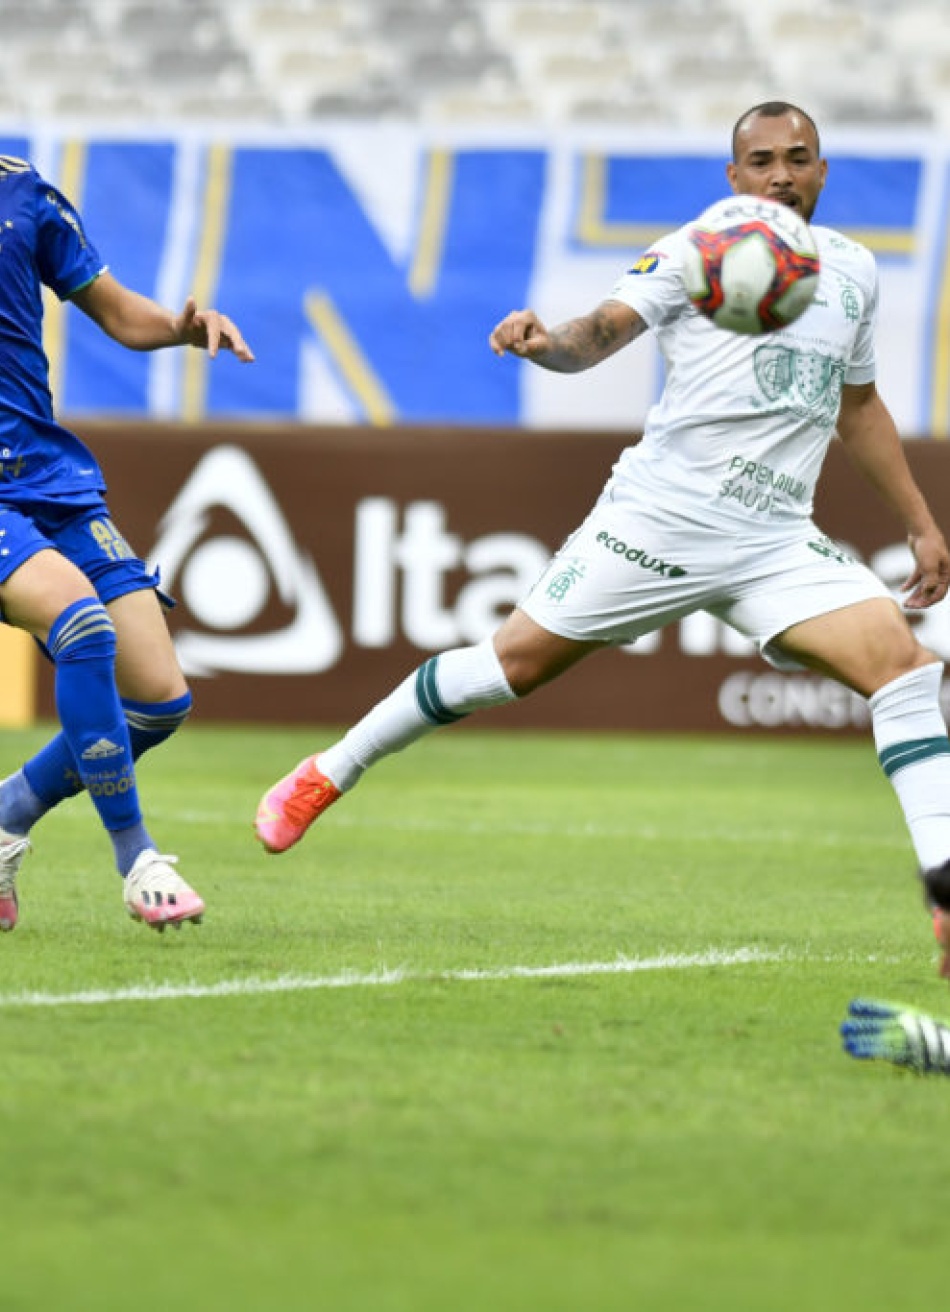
[488,299,645,371]
[836,381,950,609]
[72,272,255,361]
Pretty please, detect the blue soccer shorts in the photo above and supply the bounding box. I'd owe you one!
[0,497,162,607]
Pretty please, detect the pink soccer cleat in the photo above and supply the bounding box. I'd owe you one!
[123,850,205,931]
[923,860,950,980]
[254,755,341,854]
[934,907,950,981]
[0,827,30,932]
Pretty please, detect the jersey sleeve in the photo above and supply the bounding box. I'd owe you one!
[844,251,878,386]
[606,230,690,329]
[34,176,106,301]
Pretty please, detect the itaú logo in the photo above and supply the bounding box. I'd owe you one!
[148,446,550,678]
[350,498,548,650]
[149,445,343,677]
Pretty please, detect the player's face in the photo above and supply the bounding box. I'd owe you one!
[726,112,827,221]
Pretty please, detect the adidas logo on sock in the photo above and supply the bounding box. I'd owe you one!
[81,738,123,760]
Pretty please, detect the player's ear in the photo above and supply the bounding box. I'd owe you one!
[725,160,739,194]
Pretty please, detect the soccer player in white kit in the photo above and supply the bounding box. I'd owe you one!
[256,102,950,977]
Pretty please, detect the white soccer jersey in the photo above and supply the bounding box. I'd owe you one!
[605,222,878,527]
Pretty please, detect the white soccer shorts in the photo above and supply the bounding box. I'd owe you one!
[519,500,891,667]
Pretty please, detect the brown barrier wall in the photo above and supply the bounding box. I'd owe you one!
[36,422,950,734]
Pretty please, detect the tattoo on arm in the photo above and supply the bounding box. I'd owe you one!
[541,304,640,372]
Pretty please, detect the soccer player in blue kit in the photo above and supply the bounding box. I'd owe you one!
[0,155,253,933]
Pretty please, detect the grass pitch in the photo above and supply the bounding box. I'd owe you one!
[1,722,947,1311]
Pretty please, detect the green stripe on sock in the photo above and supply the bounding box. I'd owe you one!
[879,736,950,778]
[415,658,463,726]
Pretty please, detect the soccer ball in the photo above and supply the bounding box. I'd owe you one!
[681,195,820,336]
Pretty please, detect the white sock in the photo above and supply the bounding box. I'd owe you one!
[869,662,950,870]
[318,638,515,791]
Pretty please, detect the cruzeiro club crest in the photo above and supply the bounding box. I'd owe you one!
[754,344,845,421]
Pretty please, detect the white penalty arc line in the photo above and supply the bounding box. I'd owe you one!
[0,947,781,1010]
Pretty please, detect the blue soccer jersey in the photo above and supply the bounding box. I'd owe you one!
[0,155,107,504]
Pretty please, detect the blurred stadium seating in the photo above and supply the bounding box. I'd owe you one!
[0,0,941,130]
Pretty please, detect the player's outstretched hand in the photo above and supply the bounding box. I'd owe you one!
[902,526,950,610]
[175,296,255,361]
[840,997,950,1073]
[489,309,551,359]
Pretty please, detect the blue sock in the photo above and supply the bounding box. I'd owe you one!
[45,599,153,874]
[19,746,83,811]
[121,692,192,756]
[12,691,192,834]
[110,821,154,876]
[0,770,46,835]
[113,695,191,877]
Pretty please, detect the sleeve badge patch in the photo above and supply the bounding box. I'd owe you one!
[627,253,661,275]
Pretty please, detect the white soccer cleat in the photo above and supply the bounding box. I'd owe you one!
[0,825,31,932]
[123,850,205,931]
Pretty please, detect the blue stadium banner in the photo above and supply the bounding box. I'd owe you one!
[7,126,947,436]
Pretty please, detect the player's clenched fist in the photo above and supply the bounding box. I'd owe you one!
[489,309,550,358]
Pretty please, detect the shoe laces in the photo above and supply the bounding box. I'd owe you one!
[129,852,188,894]
[283,769,335,828]
[0,836,30,894]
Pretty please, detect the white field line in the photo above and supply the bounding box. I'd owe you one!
[0,946,782,1010]
[144,808,908,852]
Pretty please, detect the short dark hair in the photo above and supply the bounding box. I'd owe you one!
[731,102,821,160]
